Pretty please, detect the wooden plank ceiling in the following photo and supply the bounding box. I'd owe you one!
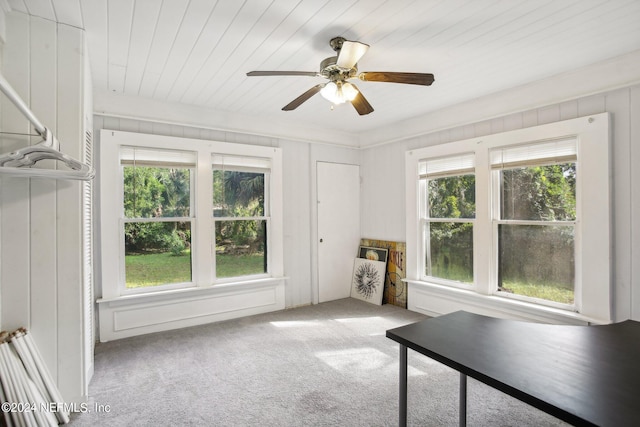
[7,0,640,145]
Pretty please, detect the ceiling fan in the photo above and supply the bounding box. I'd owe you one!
[246,36,434,116]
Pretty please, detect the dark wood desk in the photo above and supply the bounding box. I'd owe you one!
[386,311,640,427]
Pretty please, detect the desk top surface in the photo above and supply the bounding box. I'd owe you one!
[386,311,640,427]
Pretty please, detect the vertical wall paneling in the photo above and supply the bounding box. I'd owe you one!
[1,11,90,402]
[0,12,2,329]
[630,86,640,321]
[1,11,30,332]
[29,16,58,380]
[607,88,632,321]
[281,140,311,307]
[55,22,86,402]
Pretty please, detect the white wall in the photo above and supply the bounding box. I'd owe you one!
[0,12,90,402]
[93,115,359,312]
[360,84,640,322]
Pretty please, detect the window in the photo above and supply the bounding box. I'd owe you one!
[419,154,475,285]
[212,155,271,279]
[100,131,284,300]
[491,139,577,307]
[406,114,611,323]
[121,147,195,292]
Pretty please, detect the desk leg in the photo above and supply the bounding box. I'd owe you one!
[399,344,407,427]
[459,373,467,427]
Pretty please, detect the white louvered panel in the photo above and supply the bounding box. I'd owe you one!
[167,0,259,103]
[123,0,162,95]
[82,127,94,383]
[138,0,190,97]
[151,0,218,100]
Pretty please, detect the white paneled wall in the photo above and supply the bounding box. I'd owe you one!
[360,84,640,322]
[0,12,91,403]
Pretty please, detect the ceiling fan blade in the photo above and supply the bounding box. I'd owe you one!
[336,40,369,69]
[282,84,325,111]
[349,84,374,116]
[358,72,434,86]
[247,71,319,77]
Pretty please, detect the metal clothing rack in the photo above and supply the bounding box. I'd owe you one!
[0,73,94,180]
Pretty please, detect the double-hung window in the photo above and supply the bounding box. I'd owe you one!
[121,147,196,293]
[419,154,475,286]
[212,155,271,279]
[491,139,577,306]
[100,131,284,300]
[406,114,611,322]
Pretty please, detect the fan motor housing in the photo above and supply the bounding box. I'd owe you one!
[319,56,356,81]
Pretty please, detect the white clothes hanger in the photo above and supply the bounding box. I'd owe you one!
[0,73,94,180]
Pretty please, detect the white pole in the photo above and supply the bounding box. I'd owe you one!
[20,330,70,424]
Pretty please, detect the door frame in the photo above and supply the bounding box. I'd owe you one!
[312,160,361,304]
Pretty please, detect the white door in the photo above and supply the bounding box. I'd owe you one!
[317,162,360,302]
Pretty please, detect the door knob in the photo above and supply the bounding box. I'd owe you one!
[320,238,323,243]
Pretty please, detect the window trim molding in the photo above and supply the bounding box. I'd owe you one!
[98,130,285,341]
[405,113,611,324]
[99,130,284,300]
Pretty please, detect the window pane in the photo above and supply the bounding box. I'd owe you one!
[124,221,192,288]
[498,224,574,304]
[428,175,475,219]
[215,220,266,278]
[124,166,191,218]
[425,222,473,283]
[213,170,265,217]
[500,164,575,221]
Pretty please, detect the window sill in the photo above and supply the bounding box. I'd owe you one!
[97,276,287,307]
[406,279,609,325]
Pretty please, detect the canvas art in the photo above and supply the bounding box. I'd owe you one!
[358,246,388,263]
[360,239,407,308]
[350,258,386,305]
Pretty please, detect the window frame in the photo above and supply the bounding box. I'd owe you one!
[211,160,272,283]
[491,157,578,310]
[419,157,476,289]
[119,150,197,295]
[405,113,611,323]
[100,130,283,300]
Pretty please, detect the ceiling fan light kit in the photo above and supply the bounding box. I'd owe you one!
[320,81,358,105]
[247,36,434,116]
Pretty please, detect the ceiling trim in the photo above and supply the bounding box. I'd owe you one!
[357,49,640,148]
[93,91,357,147]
